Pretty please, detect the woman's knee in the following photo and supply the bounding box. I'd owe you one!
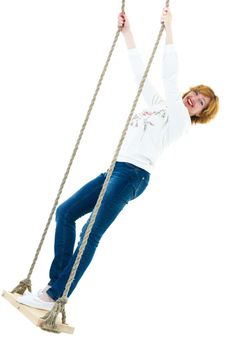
[56,203,68,221]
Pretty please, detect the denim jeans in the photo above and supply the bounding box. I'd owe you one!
[47,162,150,300]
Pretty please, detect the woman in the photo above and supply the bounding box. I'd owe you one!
[18,7,219,310]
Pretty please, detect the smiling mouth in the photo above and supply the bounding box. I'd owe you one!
[187,97,194,108]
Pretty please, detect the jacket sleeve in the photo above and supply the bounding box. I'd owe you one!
[128,48,166,110]
[162,44,191,143]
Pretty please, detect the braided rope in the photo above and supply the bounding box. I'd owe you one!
[42,0,170,332]
[61,0,170,301]
[12,0,126,295]
[14,0,170,333]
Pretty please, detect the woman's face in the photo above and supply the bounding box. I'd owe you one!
[183,90,210,117]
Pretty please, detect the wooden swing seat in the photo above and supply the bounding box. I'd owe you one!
[1,290,74,334]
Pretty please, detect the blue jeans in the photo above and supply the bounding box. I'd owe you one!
[47,162,150,300]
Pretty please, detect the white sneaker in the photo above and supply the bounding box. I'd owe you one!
[32,285,51,298]
[17,292,55,311]
[33,289,43,297]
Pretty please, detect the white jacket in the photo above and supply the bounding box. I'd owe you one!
[117,44,191,173]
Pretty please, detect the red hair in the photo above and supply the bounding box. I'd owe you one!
[183,85,219,124]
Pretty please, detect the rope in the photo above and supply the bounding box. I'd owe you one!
[41,0,170,332]
[12,0,126,296]
[41,297,67,333]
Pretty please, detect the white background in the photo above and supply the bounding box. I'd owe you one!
[0,1,232,349]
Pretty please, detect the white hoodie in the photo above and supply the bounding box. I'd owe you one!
[117,44,191,173]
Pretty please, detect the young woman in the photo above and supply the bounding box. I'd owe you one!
[18,8,219,310]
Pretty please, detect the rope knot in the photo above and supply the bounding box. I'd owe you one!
[40,296,68,333]
[11,278,32,295]
[56,296,68,307]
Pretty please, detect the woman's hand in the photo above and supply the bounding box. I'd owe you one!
[118,12,130,33]
[118,12,135,49]
[161,7,172,30]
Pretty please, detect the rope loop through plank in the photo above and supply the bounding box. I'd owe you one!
[41,0,170,332]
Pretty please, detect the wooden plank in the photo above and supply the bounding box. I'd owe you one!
[1,290,75,334]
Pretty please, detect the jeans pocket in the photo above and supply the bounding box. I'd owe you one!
[132,174,150,200]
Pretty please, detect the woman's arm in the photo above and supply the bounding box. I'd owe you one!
[161,8,191,142]
[118,12,165,109]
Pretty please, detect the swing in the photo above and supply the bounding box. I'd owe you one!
[2,0,170,334]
